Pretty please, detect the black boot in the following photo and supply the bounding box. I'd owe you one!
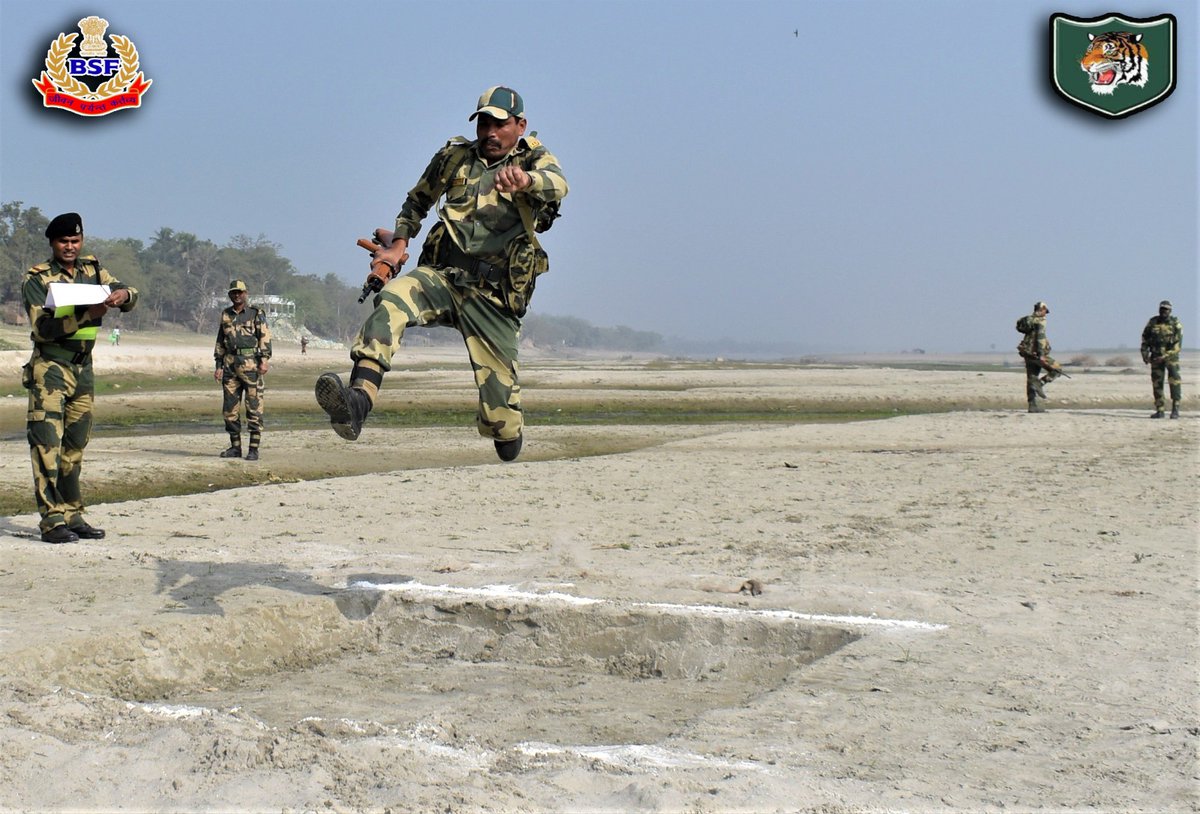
[1151,409,1165,419]
[41,525,80,544]
[316,373,371,440]
[69,521,106,539]
[1170,402,1180,419]
[221,432,242,457]
[245,448,259,461]
[494,433,523,462]
[1027,400,1045,413]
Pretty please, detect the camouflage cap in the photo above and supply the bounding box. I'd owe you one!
[46,212,82,240]
[1034,301,1050,314]
[469,86,524,121]
[1160,300,1173,310]
[228,280,248,293]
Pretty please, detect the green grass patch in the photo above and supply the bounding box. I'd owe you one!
[0,469,296,518]
[52,401,936,438]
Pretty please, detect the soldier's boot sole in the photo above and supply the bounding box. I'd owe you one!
[316,373,366,441]
[494,433,523,462]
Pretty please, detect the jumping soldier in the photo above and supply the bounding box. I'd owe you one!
[316,86,569,461]
[21,212,138,544]
[213,280,271,459]
[1141,300,1183,419]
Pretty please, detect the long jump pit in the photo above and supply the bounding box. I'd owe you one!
[5,574,944,740]
[1,564,946,810]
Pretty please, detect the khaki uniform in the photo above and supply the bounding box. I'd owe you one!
[1141,314,1183,410]
[351,135,568,442]
[214,304,272,451]
[1017,313,1059,403]
[21,255,137,533]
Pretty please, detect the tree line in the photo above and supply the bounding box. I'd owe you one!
[1,201,365,341]
[1,201,662,351]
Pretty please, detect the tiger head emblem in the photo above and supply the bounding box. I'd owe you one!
[1080,32,1148,95]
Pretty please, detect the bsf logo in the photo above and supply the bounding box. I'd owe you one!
[1050,13,1177,119]
[32,16,151,117]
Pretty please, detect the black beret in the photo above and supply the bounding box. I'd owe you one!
[46,212,83,240]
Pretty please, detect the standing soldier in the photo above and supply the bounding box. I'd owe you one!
[213,280,271,460]
[21,212,138,544]
[315,86,568,461]
[1141,300,1183,419]
[1016,301,1061,413]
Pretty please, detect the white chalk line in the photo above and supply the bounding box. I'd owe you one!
[515,741,769,773]
[126,702,757,774]
[347,580,947,631]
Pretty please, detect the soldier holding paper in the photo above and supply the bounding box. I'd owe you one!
[20,212,138,544]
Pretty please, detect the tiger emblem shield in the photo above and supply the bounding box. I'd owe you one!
[1050,13,1177,119]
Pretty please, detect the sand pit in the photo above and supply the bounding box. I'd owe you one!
[0,341,1196,812]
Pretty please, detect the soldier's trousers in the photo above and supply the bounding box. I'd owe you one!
[351,265,522,442]
[24,356,94,533]
[222,361,264,448]
[1024,356,1059,401]
[1150,360,1182,409]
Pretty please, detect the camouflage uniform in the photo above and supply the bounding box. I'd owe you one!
[1141,304,1182,416]
[1017,307,1059,409]
[21,254,137,535]
[214,298,272,453]
[349,132,568,443]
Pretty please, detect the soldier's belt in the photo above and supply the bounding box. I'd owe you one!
[441,244,507,285]
[37,342,93,366]
[234,348,258,356]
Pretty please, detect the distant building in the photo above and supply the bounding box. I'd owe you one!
[250,294,296,322]
[207,293,296,323]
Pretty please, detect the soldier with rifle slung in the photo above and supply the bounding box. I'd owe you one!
[1141,300,1183,419]
[1016,301,1068,413]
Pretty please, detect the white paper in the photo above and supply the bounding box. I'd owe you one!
[45,282,111,309]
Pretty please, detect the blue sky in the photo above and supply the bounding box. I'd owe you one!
[1,0,1195,353]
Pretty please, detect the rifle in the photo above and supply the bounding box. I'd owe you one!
[1038,357,1071,380]
[356,228,409,303]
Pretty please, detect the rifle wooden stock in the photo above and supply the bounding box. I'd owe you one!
[355,229,408,303]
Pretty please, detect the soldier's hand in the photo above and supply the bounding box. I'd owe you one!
[379,239,408,268]
[85,303,108,320]
[367,240,408,285]
[258,360,269,375]
[494,166,531,193]
[103,289,130,308]
[213,369,221,382]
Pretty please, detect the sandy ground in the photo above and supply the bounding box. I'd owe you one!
[0,341,1197,813]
